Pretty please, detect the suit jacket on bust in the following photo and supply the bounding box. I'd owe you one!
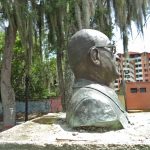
[66,79,130,129]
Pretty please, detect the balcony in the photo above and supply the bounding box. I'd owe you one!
[135,68,143,72]
[134,57,141,60]
[124,77,135,82]
[135,61,142,65]
[136,77,143,80]
[136,72,143,75]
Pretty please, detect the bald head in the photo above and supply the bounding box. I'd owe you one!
[68,29,118,84]
[68,29,110,70]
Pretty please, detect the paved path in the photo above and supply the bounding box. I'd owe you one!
[0,112,149,150]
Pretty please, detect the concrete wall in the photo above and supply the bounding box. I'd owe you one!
[16,101,51,113]
[0,97,62,114]
[0,100,50,114]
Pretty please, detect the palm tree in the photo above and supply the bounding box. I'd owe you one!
[112,0,149,55]
[0,0,17,128]
[73,0,150,54]
[64,0,150,111]
[0,0,150,120]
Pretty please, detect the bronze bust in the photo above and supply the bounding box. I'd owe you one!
[66,29,130,130]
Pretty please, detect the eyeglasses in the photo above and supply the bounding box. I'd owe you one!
[95,44,116,54]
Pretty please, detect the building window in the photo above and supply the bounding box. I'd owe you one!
[140,88,146,93]
[130,88,138,93]
[125,75,130,78]
[124,70,129,74]
[144,69,148,72]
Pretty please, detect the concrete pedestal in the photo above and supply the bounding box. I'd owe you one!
[0,112,150,150]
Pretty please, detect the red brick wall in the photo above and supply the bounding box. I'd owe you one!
[126,82,150,110]
[50,96,62,113]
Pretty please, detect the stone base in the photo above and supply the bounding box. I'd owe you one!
[0,112,150,150]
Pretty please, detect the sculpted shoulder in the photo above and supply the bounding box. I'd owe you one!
[66,29,130,129]
[67,85,124,129]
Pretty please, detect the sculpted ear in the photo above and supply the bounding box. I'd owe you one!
[89,47,101,66]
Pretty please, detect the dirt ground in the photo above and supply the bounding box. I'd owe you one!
[16,112,46,121]
[0,112,46,132]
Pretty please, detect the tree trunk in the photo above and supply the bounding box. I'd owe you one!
[57,50,65,111]
[55,7,66,111]
[82,0,90,28]
[74,0,82,30]
[64,59,74,111]
[1,25,17,129]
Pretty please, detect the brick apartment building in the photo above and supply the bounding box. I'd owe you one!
[115,52,150,91]
[115,52,150,110]
[130,52,150,82]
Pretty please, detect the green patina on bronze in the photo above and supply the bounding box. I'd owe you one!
[66,29,130,129]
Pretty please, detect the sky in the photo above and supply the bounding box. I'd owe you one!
[112,17,150,54]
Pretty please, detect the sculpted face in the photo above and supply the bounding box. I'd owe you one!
[67,29,130,129]
[68,29,119,85]
[88,45,119,85]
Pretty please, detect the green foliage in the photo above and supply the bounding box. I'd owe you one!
[0,32,4,63]
[1,0,150,102]
[0,32,4,49]
[29,57,58,99]
[10,34,58,100]
[94,2,114,39]
[0,32,5,101]
[11,34,25,100]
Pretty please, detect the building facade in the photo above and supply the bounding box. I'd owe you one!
[126,82,150,110]
[130,52,150,82]
[115,52,150,91]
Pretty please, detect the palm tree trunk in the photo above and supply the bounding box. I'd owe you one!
[74,0,82,30]
[57,50,65,110]
[64,58,74,111]
[1,25,17,129]
[82,0,90,28]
